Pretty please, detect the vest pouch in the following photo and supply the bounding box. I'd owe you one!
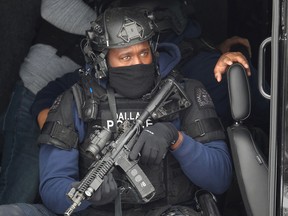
[164,154,196,205]
[114,163,166,205]
[38,90,78,150]
[180,79,225,143]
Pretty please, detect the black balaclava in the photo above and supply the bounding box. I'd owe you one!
[108,63,156,99]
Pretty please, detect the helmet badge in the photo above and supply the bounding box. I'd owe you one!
[118,17,144,42]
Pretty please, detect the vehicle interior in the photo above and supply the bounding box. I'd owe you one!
[1,0,287,215]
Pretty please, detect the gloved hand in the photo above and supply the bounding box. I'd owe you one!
[129,122,179,165]
[72,172,117,206]
[91,172,118,206]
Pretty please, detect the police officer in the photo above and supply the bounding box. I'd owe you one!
[34,0,269,134]
[0,7,232,216]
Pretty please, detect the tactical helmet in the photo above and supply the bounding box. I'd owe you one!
[84,7,156,78]
[87,7,155,51]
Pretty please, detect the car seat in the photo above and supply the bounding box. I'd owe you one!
[226,63,269,216]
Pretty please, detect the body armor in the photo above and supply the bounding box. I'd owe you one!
[39,73,225,209]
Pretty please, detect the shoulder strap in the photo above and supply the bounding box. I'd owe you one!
[73,72,107,121]
[107,87,118,133]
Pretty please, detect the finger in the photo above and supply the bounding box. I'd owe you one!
[154,149,164,165]
[229,53,251,76]
[94,176,108,200]
[214,56,233,82]
[107,173,117,191]
[147,147,159,165]
[214,72,222,82]
[100,175,112,202]
[93,185,102,201]
[140,143,152,165]
[222,56,234,66]
[129,136,145,160]
[102,175,109,194]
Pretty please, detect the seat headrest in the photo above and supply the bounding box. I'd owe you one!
[227,63,251,121]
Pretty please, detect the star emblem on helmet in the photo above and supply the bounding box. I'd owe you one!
[118,18,144,42]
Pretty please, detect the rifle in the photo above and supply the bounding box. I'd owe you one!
[64,77,191,216]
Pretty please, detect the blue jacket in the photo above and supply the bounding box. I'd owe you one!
[36,43,232,214]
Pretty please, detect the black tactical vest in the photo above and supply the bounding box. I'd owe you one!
[78,95,196,207]
[39,73,225,209]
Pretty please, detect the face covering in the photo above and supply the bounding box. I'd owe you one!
[108,63,156,99]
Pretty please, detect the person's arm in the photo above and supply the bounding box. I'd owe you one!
[30,70,80,121]
[38,105,89,214]
[129,121,232,195]
[217,36,252,57]
[37,109,50,129]
[39,105,117,214]
[41,0,96,35]
[170,134,232,195]
[39,144,91,214]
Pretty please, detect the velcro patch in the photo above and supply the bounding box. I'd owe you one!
[195,87,214,108]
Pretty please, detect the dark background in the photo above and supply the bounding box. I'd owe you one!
[0,0,40,114]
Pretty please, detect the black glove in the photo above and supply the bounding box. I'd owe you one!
[91,172,118,206]
[72,173,117,206]
[129,122,179,165]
